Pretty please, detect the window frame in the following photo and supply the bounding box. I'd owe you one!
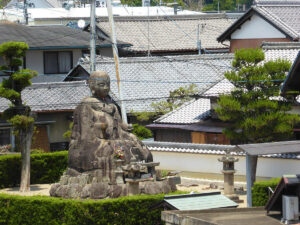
[43,51,73,74]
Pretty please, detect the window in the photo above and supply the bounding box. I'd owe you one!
[0,128,11,145]
[44,51,73,74]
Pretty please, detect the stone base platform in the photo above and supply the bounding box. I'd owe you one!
[50,169,174,199]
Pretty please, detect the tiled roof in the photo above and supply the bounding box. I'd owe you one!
[144,141,300,159]
[202,78,235,97]
[0,22,121,49]
[218,0,300,42]
[6,0,61,8]
[154,98,211,124]
[262,42,300,62]
[0,81,91,113]
[97,14,239,52]
[78,54,234,112]
[153,78,235,124]
[152,42,300,125]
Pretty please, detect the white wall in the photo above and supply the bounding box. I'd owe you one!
[151,151,300,178]
[231,14,286,39]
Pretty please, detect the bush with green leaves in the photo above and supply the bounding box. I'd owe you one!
[131,123,153,140]
[0,151,68,188]
[252,178,280,206]
[0,194,164,225]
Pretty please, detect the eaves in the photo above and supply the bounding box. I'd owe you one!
[29,43,131,50]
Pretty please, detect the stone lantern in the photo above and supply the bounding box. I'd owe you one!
[218,151,239,196]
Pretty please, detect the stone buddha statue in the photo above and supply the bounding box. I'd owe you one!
[68,71,153,173]
[50,71,171,199]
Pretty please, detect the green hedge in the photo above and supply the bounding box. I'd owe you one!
[0,151,68,188]
[0,194,164,225]
[252,178,281,206]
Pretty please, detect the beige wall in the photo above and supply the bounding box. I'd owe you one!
[230,38,290,52]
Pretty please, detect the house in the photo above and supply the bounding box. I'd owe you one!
[65,53,235,122]
[147,79,234,144]
[6,0,62,9]
[148,42,300,144]
[0,81,91,151]
[91,13,241,56]
[217,0,300,52]
[0,21,130,76]
[0,6,203,25]
[281,50,300,97]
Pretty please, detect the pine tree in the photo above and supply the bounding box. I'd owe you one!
[215,48,300,185]
[0,41,37,192]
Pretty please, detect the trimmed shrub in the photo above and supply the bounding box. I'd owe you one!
[131,123,152,140]
[252,178,281,206]
[0,151,68,188]
[0,194,165,225]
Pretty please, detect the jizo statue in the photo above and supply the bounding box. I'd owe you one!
[50,71,172,199]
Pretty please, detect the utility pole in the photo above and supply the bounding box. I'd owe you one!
[147,4,150,57]
[197,24,201,55]
[106,0,128,124]
[90,0,96,72]
[24,0,28,25]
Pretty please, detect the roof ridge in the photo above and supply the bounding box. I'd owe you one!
[28,81,87,89]
[262,42,300,49]
[255,0,300,6]
[96,13,237,22]
[84,54,234,64]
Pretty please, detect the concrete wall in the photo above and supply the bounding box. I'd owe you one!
[151,151,300,178]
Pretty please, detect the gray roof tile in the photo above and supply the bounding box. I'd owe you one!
[262,42,300,62]
[97,14,238,52]
[0,22,113,49]
[154,98,211,124]
[80,54,234,112]
[0,81,91,112]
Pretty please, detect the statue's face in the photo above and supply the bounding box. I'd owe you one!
[90,76,110,98]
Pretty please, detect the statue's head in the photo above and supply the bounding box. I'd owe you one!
[89,71,110,98]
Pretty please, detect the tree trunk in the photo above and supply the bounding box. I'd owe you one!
[250,155,258,187]
[19,123,34,192]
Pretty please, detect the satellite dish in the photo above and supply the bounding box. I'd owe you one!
[77,19,85,28]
